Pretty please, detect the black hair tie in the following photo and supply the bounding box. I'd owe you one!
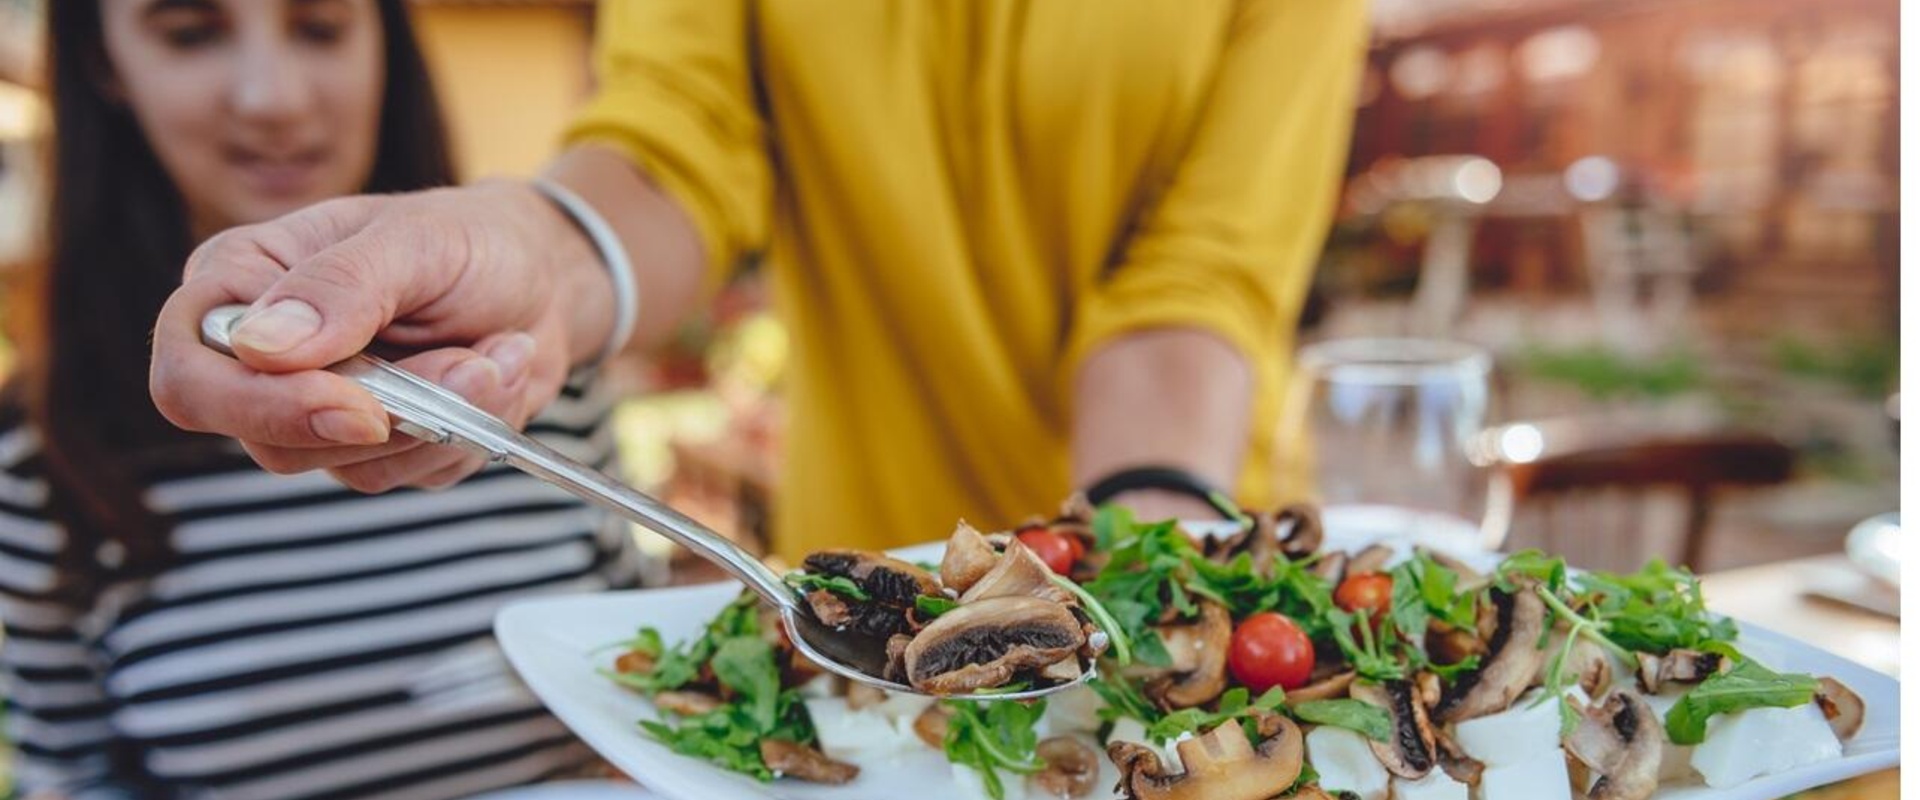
[1082,465,1241,520]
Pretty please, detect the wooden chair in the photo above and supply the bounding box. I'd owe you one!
[1485,421,1796,572]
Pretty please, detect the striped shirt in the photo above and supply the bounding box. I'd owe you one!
[0,379,643,800]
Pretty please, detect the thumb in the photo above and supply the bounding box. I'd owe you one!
[228,211,442,372]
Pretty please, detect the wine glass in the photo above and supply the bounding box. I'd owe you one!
[1281,338,1499,552]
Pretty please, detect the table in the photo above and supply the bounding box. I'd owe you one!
[1702,554,1900,799]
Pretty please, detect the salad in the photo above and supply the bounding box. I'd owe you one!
[602,498,1867,800]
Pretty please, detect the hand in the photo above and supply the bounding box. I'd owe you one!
[150,180,613,491]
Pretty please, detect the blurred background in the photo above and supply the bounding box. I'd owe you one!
[0,0,1899,622]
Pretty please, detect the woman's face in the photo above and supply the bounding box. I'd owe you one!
[101,0,386,238]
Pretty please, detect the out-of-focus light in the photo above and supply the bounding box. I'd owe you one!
[1452,158,1502,204]
[0,82,43,141]
[1519,25,1601,84]
[1564,156,1620,202]
[1390,46,1451,100]
[1498,424,1545,464]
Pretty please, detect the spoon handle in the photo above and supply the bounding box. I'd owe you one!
[198,305,796,609]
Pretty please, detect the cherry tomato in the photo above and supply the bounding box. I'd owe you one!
[1334,572,1394,623]
[1228,612,1315,693]
[1015,528,1083,576]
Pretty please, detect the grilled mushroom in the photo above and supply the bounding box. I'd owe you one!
[1426,619,1485,667]
[654,690,723,716]
[1432,581,1549,723]
[1564,690,1662,800]
[1634,649,1729,694]
[1351,679,1438,779]
[759,738,860,784]
[1032,736,1100,798]
[1141,601,1232,709]
[1815,676,1865,741]
[1311,551,1350,584]
[902,595,1086,694]
[803,550,940,606]
[1109,711,1305,800]
[913,702,953,749]
[960,541,1073,604]
[1287,669,1357,703]
[1347,544,1394,576]
[883,633,913,683]
[1432,728,1484,787]
[941,521,1001,594]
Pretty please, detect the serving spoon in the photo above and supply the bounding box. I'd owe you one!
[200,305,1092,702]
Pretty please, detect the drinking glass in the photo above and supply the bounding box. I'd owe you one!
[1281,338,1500,551]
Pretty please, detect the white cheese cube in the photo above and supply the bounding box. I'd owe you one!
[1305,726,1388,800]
[1453,687,1589,767]
[1638,691,1700,782]
[1691,702,1842,789]
[1478,747,1574,800]
[805,698,914,760]
[953,763,1028,800]
[1393,770,1469,800]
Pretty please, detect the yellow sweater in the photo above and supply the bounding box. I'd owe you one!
[568,0,1365,560]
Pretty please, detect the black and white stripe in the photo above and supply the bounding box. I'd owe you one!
[0,379,639,799]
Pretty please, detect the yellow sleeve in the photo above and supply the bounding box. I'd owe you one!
[1062,0,1366,383]
[564,0,770,291]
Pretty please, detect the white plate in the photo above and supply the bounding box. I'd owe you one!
[498,511,1900,800]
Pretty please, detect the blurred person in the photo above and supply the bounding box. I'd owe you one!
[0,1,641,797]
[150,1,1367,561]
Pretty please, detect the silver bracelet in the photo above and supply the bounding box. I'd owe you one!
[533,177,639,368]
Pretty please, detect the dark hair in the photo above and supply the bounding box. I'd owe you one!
[10,0,456,604]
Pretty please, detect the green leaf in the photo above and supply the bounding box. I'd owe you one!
[916,595,960,618]
[711,637,780,733]
[1291,699,1394,743]
[944,700,1049,800]
[1664,660,1821,745]
[784,572,871,601]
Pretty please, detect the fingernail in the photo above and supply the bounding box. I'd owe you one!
[485,333,537,385]
[310,408,389,445]
[446,356,503,397]
[233,299,322,354]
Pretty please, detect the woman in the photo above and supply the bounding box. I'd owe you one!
[2,1,639,797]
[149,1,1368,561]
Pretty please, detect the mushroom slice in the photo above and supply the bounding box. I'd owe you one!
[960,541,1073,605]
[1032,736,1100,798]
[1416,546,1485,585]
[1432,727,1484,787]
[802,549,940,606]
[1564,690,1661,800]
[1427,620,1485,669]
[1142,601,1232,710]
[1109,712,1305,800]
[1635,649,1730,694]
[1347,544,1394,576]
[654,690,723,716]
[913,702,953,749]
[845,682,887,711]
[1311,551,1350,584]
[1351,679,1438,779]
[1815,676,1865,741]
[941,521,1001,594]
[1287,669,1357,703]
[883,633,913,684]
[758,738,860,784]
[1433,581,1549,723]
[1272,504,1325,559]
[902,595,1085,694]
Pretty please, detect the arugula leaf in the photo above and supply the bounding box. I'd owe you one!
[1664,660,1821,745]
[916,595,960,618]
[1089,675,1161,726]
[1496,549,1568,593]
[784,572,871,601]
[1146,687,1287,744]
[1290,699,1393,742]
[1328,609,1406,681]
[1050,574,1133,665]
[711,637,780,732]
[944,700,1048,800]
